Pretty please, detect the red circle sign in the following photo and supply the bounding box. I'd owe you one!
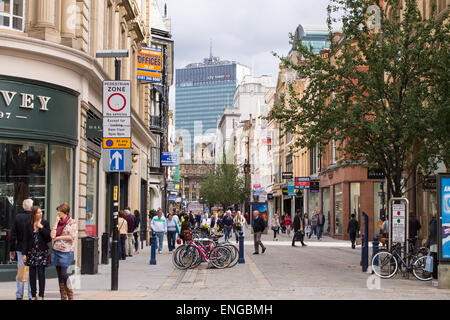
[107,93,126,112]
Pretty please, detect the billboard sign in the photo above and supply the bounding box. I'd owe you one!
[137,47,163,83]
[438,174,450,261]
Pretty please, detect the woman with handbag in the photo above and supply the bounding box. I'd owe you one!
[133,210,141,254]
[426,211,439,286]
[22,206,51,300]
[292,211,306,247]
[166,214,179,252]
[271,214,281,241]
[118,210,128,260]
[303,213,311,238]
[50,203,77,300]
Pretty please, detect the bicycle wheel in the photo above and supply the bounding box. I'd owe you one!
[209,246,232,269]
[372,251,398,279]
[172,245,189,270]
[412,256,432,281]
[178,245,200,269]
[223,243,239,268]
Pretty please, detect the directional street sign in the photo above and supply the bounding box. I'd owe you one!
[392,203,406,243]
[102,149,132,172]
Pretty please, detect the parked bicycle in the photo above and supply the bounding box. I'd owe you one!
[371,242,431,281]
[172,232,233,270]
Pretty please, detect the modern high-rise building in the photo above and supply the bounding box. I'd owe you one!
[175,55,250,158]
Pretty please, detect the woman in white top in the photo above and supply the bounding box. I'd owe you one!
[201,213,211,229]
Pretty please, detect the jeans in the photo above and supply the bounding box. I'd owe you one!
[308,225,318,239]
[273,227,279,238]
[234,226,243,242]
[317,225,323,240]
[126,233,134,256]
[167,231,177,251]
[119,234,127,260]
[133,232,139,251]
[253,232,266,253]
[16,251,32,299]
[155,232,164,252]
[29,265,46,298]
[224,226,232,242]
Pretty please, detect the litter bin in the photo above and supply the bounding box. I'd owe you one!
[101,233,109,265]
[81,236,98,275]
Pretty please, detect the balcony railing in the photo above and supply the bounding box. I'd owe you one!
[149,115,162,130]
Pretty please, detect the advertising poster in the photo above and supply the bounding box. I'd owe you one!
[440,175,450,260]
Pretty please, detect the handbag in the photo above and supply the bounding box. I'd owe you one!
[177,236,181,245]
[17,265,29,282]
[425,254,433,273]
[305,225,311,234]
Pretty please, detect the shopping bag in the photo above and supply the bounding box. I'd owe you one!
[425,254,433,273]
[17,265,29,282]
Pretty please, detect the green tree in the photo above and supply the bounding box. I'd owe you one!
[269,0,449,197]
[199,155,250,209]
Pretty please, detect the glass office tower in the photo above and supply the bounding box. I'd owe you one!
[175,56,250,158]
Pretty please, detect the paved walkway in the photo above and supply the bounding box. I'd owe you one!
[1,227,449,300]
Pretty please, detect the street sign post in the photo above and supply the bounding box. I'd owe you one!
[388,197,409,257]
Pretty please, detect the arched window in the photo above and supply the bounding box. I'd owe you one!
[0,0,25,31]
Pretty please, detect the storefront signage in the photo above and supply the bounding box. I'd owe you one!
[310,180,320,193]
[438,174,450,261]
[161,152,179,166]
[86,119,103,139]
[137,47,163,83]
[287,181,296,196]
[253,188,264,196]
[295,177,310,189]
[368,168,385,180]
[0,76,79,145]
[282,172,293,180]
[267,193,274,200]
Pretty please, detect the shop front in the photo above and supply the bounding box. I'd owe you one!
[0,76,78,280]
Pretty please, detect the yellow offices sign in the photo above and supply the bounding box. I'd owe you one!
[137,47,163,83]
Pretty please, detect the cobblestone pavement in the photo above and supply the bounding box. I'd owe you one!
[1,227,449,300]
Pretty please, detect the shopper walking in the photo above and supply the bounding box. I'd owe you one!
[317,210,325,240]
[347,214,360,249]
[252,210,266,255]
[310,211,319,239]
[292,211,306,247]
[118,211,128,260]
[151,209,167,253]
[50,203,77,300]
[284,214,292,236]
[195,212,201,229]
[180,213,192,245]
[124,209,135,257]
[166,214,179,252]
[271,213,281,241]
[9,198,33,300]
[133,210,141,254]
[303,213,311,239]
[22,206,51,300]
[426,211,439,287]
[222,210,234,243]
[233,211,246,243]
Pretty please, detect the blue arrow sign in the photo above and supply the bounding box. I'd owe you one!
[110,149,124,171]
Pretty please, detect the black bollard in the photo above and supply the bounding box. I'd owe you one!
[361,212,369,272]
[150,232,157,265]
[238,231,245,264]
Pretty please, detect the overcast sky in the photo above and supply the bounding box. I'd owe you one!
[158,0,332,107]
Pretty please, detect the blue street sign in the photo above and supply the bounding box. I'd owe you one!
[102,149,132,172]
[161,152,179,166]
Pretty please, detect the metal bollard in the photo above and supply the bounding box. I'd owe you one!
[361,212,369,272]
[150,232,157,265]
[238,231,245,264]
[372,236,379,272]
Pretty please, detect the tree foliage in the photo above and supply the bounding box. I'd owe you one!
[199,154,250,209]
[269,0,449,197]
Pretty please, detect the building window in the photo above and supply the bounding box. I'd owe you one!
[286,154,293,173]
[151,147,160,168]
[191,193,196,201]
[310,145,319,174]
[322,187,331,234]
[0,0,25,31]
[350,182,361,222]
[332,139,336,164]
[373,182,387,234]
[334,183,343,235]
[86,157,98,236]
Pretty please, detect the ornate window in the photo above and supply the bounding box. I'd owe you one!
[0,0,25,31]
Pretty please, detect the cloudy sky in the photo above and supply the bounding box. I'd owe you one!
[157,0,332,107]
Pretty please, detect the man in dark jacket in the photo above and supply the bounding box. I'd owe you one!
[252,210,266,254]
[222,210,234,243]
[189,211,196,227]
[347,214,360,249]
[292,211,306,247]
[9,198,33,300]
[426,212,438,284]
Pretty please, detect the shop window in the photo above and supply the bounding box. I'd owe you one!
[86,157,98,236]
[322,187,330,234]
[334,183,343,234]
[0,0,25,31]
[49,145,73,224]
[350,182,361,222]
